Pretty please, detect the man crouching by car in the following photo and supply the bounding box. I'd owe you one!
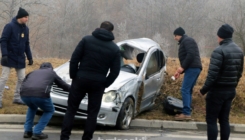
[20,62,70,140]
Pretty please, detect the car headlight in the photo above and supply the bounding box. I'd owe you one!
[102,91,117,102]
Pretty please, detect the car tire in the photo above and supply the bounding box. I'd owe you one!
[116,97,134,130]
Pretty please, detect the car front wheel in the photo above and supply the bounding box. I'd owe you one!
[116,97,134,130]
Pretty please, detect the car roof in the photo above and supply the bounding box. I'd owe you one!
[116,38,161,52]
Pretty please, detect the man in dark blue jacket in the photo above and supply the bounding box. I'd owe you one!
[0,7,33,108]
[60,21,121,140]
[21,62,70,140]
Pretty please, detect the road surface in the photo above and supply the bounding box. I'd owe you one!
[0,124,244,140]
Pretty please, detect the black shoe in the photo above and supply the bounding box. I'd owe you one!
[13,99,26,105]
[32,133,48,140]
[23,131,33,138]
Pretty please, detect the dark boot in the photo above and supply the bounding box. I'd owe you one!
[23,131,33,138]
[32,133,48,140]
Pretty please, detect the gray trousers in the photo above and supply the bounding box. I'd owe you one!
[0,66,25,101]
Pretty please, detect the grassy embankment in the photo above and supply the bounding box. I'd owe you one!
[137,58,245,124]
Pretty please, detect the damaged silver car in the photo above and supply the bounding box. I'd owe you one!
[50,38,166,129]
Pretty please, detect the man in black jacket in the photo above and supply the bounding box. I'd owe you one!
[173,27,202,121]
[60,21,121,140]
[20,62,70,140]
[200,24,244,140]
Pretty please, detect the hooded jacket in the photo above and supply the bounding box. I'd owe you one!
[69,28,121,88]
[0,17,32,68]
[200,39,244,94]
[20,63,70,98]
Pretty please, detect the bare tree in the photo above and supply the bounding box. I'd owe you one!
[153,33,170,56]
[117,21,128,41]
[209,0,245,52]
[230,0,245,52]
[0,0,19,22]
[0,0,45,22]
[0,0,243,58]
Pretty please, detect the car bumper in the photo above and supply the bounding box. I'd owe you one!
[50,92,120,127]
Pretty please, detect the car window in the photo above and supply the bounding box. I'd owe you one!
[146,51,158,77]
[157,50,165,71]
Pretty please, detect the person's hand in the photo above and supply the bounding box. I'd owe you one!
[28,59,33,65]
[1,56,8,65]
[198,91,206,99]
[174,72,180,79]
[177,67,184,74]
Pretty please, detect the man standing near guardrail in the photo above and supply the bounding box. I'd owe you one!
[199,24,244,140]
[60,21,121,140]
[0,7,33,108]
[173,27,202,121]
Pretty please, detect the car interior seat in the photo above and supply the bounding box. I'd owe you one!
[137,53,145,63]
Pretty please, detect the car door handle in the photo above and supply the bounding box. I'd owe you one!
[156,78,161,81]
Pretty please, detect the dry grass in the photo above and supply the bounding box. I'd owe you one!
[1,58,245,124]
[0,58,68,114]
[137,58,245,124]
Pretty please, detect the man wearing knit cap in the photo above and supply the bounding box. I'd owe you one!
[173,27,202,121]
[199,24,244,140]
[0,7,33,108]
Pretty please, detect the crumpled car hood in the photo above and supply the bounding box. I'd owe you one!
[104,71,137,92]
[54,62,137,92]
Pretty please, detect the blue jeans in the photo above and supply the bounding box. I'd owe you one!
[21,97,54,134]
[181,68,201,115]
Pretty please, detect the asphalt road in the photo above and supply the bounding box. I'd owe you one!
[0,124,244,140]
